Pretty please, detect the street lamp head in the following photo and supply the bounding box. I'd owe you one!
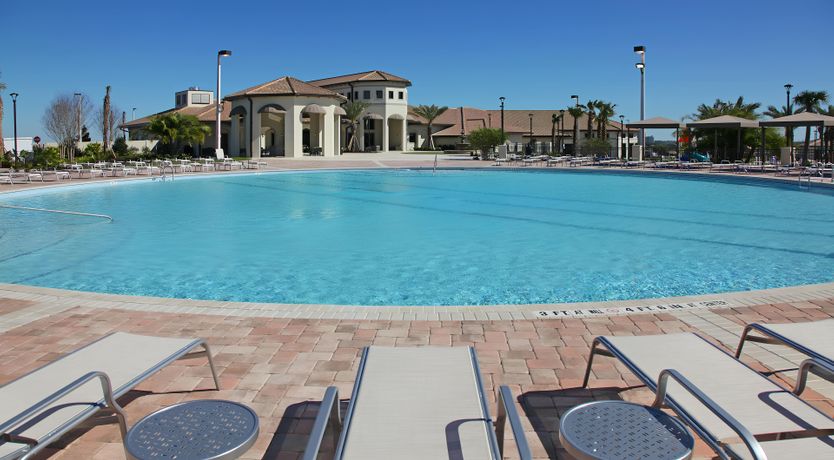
[499,96,505,102]
[74,92,82,97]
[635,62,645,70]
[218,50,232,57]
[529,113,534,119]
[619,115,624,121]
[9,92,18,101]
[560,109,565,115]
[570,94,578,100]
[633,45,645,55]
[784,83,793,90]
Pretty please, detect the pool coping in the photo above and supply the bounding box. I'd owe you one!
[2,163,833,320]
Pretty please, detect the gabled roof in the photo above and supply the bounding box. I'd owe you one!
[686,115,759,129]
[307,70,412,87]
[121,103,231,129]
[759,111,834,127]
[225,76,345,99]
[626,116,685,129]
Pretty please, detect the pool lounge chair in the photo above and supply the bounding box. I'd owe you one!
[303,346,531,460]
[736,319,834,373]
[0,332,220,460]
[583,332,834,460]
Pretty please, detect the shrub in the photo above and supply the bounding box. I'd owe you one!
[84,143,104,161]
[32,146,61,168]
[113,137,129,155]
[467,128,508,154]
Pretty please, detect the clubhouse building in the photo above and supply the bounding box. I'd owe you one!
[124,70,633,157]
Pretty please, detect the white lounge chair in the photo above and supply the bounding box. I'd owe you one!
[584,333,834,459]
[303,346,531,460]
[736,319,834,392]
[0,332,219,460]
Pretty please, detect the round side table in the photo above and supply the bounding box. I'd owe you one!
[559,400,693,460]
[125,400,259,460]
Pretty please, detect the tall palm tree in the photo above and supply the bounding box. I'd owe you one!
[793,90,829,164]
[102,86,112,156]
[584,100,598,138]
[411,104,448,150]
[821,105,834,163]
[567,106,585,155]
[595,101,616,140]
[691,96,761,161]
[551,112,561,153]
[342,100,369,152]
[0,75,6,158]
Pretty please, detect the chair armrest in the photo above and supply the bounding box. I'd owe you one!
[653,369,765,460]
[0,371,128,448]
[794,358,834,395]
[302,386,342,460]
[495,385,532,460]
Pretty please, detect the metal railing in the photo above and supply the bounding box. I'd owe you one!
[0,204,113,222]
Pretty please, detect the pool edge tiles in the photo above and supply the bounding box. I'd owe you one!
[1,280,833,322]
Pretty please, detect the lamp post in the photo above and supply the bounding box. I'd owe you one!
[571,94,579,107]
[10,93,18,164]
[559,109,565,153]
[784,83,793,162]
[216,49,232,155]
[619,114,625,159]
[132,107,136,120]
[499,96,505,137]
[528,113,534,153]
[634,45,646,160]
[74,92,82,160]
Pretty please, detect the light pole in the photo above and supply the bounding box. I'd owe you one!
[619,114,625,159]
[10,93,18,164]
[528,113,534,153]
[634,45,646,159]
[571,94,579,107]
[784,83,793,162]
[559,109,565,153]
[132,107,136,120]
[499,96,505,138]
[74,92,82,160]
[216,49,232,156]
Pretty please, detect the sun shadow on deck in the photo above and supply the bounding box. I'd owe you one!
[260,399,350,460]
[519,387,626,459]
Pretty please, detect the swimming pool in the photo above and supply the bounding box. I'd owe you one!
[1,169,833,306]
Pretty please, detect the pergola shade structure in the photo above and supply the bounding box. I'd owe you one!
[760,112,834,163]
[626,117,686,160]
[686,115,759,161]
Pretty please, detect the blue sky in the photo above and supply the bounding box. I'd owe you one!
[2,0,833,141]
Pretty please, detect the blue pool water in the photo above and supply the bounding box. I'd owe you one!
[1,169,833,306]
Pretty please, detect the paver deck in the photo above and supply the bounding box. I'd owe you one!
[1,155,833,459]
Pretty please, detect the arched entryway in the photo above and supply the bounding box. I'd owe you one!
[302,104,327,155]
[387,114,405,151]
[258,104,287,156]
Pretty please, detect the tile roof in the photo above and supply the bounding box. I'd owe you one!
[307,70,412,87]
[416,108,630,138]
[121,103,231,129]
[225,76,344,99]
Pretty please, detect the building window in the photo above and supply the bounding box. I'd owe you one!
[191,93,209,104]
[398,91,404,100]
[363,90,370,100]
[354,91,359,99]
[376,90,383,99]
[388,90,394,99]
[364,119,375,130]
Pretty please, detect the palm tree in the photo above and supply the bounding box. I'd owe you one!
[102,86,112,156]
[793,90,829,164]
[342,100,369,152]
[567,106,585,155]
[821,105,834,163]
[145,112,210,156]
[691,96,761,161]
[551,112,561,153]
[595,101,616,140]
[764,104,793,151]
[411,104,448,150]
[0,75,6,158]
[584,100,598,138]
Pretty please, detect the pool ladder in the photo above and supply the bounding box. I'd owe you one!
[159,164,175,181]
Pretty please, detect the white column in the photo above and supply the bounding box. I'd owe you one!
[243,112,251,157]
[334,115,341,155]
[229,114,240,156]
[322,112,335,157]
[285,105,303,157]
[357,120,365,152]
[401,119,407,152]
[381,117,389,151]
[250,113,261,159]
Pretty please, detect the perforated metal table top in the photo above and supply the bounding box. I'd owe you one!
[125,399,259,460]
[559,400,693,460]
